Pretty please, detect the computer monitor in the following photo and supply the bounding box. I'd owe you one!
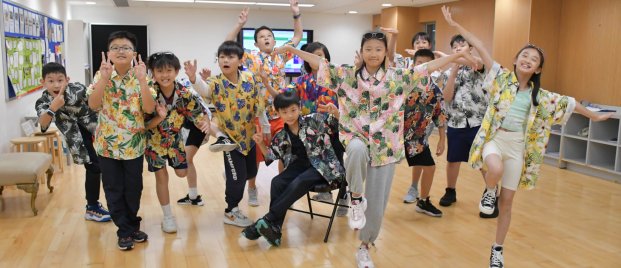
[237,28,313,75]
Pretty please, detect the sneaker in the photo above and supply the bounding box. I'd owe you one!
[177,194,205,206]
[85,203,112,222]
[256,218,282,247]
[209,136,237,152]
[489,245,504,268]
[439,187,457,207]
[403,185,419,203]
[131,230,148,243]
[415,197,443,217]
[336,196,349,217]
[241,222,261,240]
[348,197,367,230]
[161,216,178,233]
[311,192,334,202]
[117,237,134,251]
[480,198,499,219]
[248,187,259,207]
[479,187,498,215]
[224,207,253,227]
[355,245,374,268]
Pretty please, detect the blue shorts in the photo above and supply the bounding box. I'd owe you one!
[446,125,480,163]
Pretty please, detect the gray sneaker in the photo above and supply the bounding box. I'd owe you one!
[403,185,419,203]
[311,192,333,202]
[248,187,259,207]
[224,207,253,227]
[336,196,349,217]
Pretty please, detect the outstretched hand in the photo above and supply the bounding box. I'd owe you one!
[354,50,362,69]
[238,7,249,25]
[592,112,614,122]
[318,103,339,119]
[380,27,399,36]
[134,54,147,81]
[199,68,212,81]
[289,0,300,15]
[184,60,198,83]
[442,6,458,27]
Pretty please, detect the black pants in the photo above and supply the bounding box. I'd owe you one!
[99,155,144,238]
[78,124,101,206]
[265,165,325,227]
[223,146,258,211]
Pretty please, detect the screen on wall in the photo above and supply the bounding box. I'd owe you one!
[90,24,148,79]
[237,28,313,75]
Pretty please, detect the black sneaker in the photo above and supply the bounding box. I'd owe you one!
[117,237,134,250]
[439,188,457,207]
[415,197,443,217]
[209,136,237,152]
[479,187,497,215]
[131,230,148,243]
[177,194,205,206]
[241,222,261,240]
[479,198,499,219]
[490,245,504,268]
[256,218,282,247]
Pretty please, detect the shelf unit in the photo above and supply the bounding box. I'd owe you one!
[544,105,621,182]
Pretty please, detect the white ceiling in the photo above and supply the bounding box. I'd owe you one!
[68,0,457,14]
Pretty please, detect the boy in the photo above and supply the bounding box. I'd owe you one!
[87,31,156,250]
[402,49,447,216]
[35,62,111,222]
[144,52,211,233]
[242,91,345,246]
[204,41,270,227]
[223,0,303,205]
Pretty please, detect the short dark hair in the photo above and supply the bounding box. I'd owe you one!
[107,31,137,49]
[254,26,274,43]
[274,90,300,110]
[450,34,470,48]
[147,52,180,71]
[413,49,435,62]
[411,32,432,47]
[303,42,331,74]
[217,41,244,59]
[42,62,66,78]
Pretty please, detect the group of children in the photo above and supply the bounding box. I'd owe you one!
[34,3,613,268]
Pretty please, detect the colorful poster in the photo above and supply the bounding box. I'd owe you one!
[5,37,44,97]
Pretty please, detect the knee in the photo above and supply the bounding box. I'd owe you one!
[175,169,188,178]
[346,140,368,160]
[485,159,504,178]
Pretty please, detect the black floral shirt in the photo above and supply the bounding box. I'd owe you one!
[443,66,489,128]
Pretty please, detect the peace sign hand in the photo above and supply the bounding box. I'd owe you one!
[99,51,113,80]
[134,54,147,82]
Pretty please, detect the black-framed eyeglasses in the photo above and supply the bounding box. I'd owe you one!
[363,32,386,40]
[109,46,134,53]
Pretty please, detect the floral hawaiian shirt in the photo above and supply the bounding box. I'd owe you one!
[264,113,345,185]
[208,71,267,155]
[36,82,98,164]
[443,65,488,128]
[317,59,427,167]
[144,82,209,170]
[403,79,447,158]
[242,40,295,120]
[284,72,338,116]
[469,62,576,190]
[87,69,157,160]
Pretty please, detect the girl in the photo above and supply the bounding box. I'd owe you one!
[144,52,210,233]
[442,6,613,268]
[276,27,476,268]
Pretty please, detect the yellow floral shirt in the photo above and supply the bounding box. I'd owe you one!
[468,62,576,189]
[87,69,157,160]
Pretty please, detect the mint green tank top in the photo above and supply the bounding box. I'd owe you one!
[500,89,532,132]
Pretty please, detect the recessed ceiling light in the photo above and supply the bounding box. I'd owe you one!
[348,10,358,14]
[382,3,392,7]
[85,1,96,4]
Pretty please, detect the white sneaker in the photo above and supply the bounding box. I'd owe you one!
[336,195,349,217]
[355,245,375,268]
[224,207,253,227]
[479,187,498,215]
[248,187,259,207]
[348,197,367,230]
[161,216,178,233]
[489,245,504,268]
[403,185,419,203]
[311,192,333,202]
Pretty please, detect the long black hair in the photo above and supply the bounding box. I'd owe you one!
[513,44,545,106]
[355,32,388,79]
[303,42,331,74]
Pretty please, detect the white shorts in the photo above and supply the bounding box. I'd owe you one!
[482,130,525,191]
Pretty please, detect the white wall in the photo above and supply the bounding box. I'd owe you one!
[0,0,66,153]
[67,5,372,79]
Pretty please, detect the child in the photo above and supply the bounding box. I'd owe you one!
[35,62,111,223]
[241,91,345,247]
[204,41,270,227]
[87,31,156,250]
[401,49,447,217]
[278,27,476,267]
[442,6,613,267]
[144,52,211,233]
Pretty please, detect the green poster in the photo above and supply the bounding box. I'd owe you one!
[5,36,44,97]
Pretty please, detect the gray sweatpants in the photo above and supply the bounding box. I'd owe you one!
[345,138,397,244]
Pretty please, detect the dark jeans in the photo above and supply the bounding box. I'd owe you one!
[223,146,258,211]
[78,124,101,206]
[99,155,144,238]
[265,164,325,227]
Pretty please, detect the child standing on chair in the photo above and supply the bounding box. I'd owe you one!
[35,62,111,223]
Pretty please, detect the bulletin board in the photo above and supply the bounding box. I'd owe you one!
[1,0,64,101]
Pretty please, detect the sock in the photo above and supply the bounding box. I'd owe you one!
[188,187,198,199]
[351,193,363,203]
[486,186,497,192]
[161,204,173,218]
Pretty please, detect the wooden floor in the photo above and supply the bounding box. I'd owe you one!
[1,134,620,267]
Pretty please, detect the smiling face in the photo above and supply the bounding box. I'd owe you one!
[254,29,276,53]
[218,53,242,77]
[514,47,543,76]
[41,72,69,97]
[108,38,136,67]
[361,39,387,70]
[152,65,179,90]
[277,104,301,127]
[451,40,471,54]
[413,38,431,50]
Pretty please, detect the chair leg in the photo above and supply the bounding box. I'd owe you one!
[17,183,39,216]
[324,187,346,243]
[46,166,55,193]
[306,192,314,219]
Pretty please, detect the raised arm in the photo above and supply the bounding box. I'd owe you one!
[442,6,493,71]
[134,55,155,114]
[225,8,249,41]
[381,27,398,66]
[424,50,476,73]
[290,0,303,46]
[574,103,614,122]
[88,52,112,110]
[275,45,321,71]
